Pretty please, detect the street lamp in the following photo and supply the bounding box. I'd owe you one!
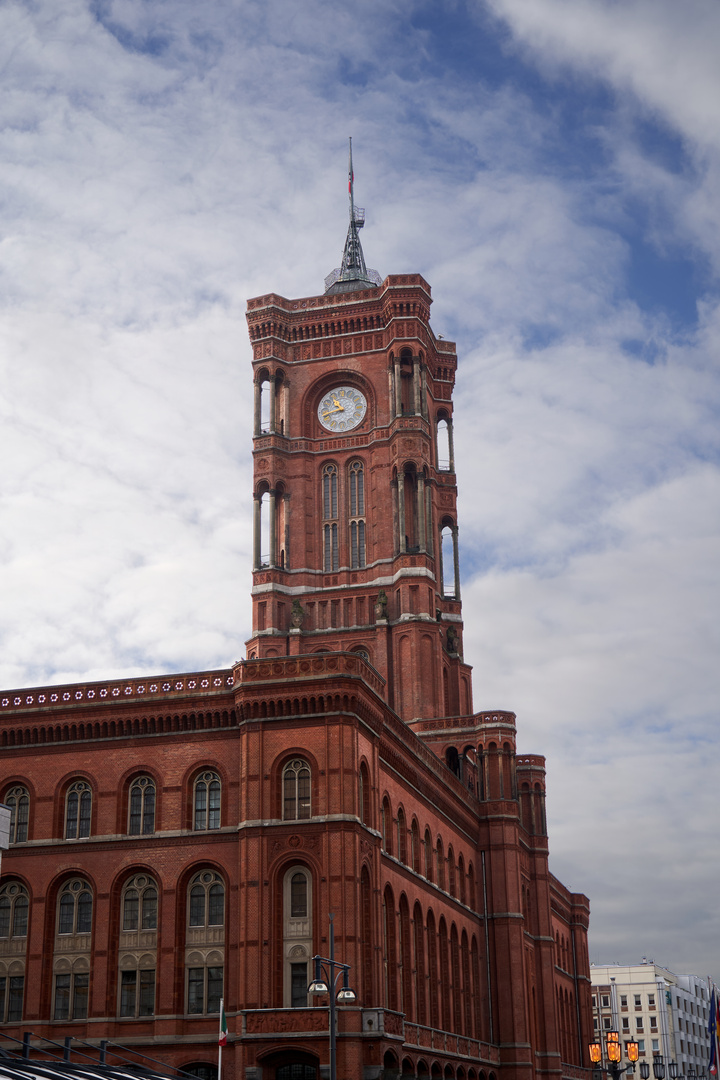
[308,913,357,1080]
[589,1031,639,1080]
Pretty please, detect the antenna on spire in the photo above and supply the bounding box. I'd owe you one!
[325,138,381,294]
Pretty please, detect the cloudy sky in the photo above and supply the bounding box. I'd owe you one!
[1,0,718,986]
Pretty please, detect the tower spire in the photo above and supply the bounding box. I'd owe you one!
[325,138,382,294]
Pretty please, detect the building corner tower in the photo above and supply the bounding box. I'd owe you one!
[246,141,472,724]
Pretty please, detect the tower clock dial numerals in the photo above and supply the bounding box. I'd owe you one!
[317,386,367,432]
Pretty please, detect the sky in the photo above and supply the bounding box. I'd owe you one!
[1,0,718,988]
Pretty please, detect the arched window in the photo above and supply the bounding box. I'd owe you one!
[411,820,421,872]
[0,882,29,940]
[283,866,313,1007]
[4,786,29,843]
[381,798,392,855]
[322,463,339,571]
[283,759,311,821]
[58,879,93,936]
[53,879,92,1020]
[447,847,456,898]
[128,777,156,835]
[424,829,433,881]
[397,807,407,864]
[359,762,370,826]
[436,838,445,891]
[119,874,157,1017]
[194,771,221,831]
[122,874,157,931]
[65,780,92,839]
[188,872,225,929]
[186,872,225,1015]
[348,460,366,569]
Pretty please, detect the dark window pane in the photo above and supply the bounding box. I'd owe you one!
[142,787,155,834]
[189,886,205,927]
[59,893,74,934]
[12,895,28,937]
[284,771,297,821]
[73,973,89,1019]
[8,976,24,1022]
[290,962,308,1008]
[141,888,157,930]
[208,781,220,830]
[129,785,142,834]
[188,968,204,1014]
[54,974,71,1019]
[139,969,155,1016]
[77,891,92,933]
[297,768,311,820]
[290,874,307,918]
[15,795,29,843]
[120,970,137,1017]
[78,791,91,838]
[0,977,5,1021]
[123,889,139,931]
[207,967,223,1014]
[208,884,224,926]
[66,792,78,839]
[0,898,10,938]
[194,781,207,830]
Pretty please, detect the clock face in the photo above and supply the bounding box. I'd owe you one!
[317,386,367,432]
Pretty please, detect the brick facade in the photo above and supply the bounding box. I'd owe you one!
[0,271,593,1080]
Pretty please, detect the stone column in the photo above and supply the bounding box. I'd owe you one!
[394,357,402,416]
[416,471,426,552]
[452,524,461,600]
[397,472,406,553]
[283,493,290,569]
[269,374,277,433]
[425,483,433,556]
[412,354,421,415]
[253,380,262,437]
[268,488,276,568]
[447,417,456,473]
[252,495,262,570]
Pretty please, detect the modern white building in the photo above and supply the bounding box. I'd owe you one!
[590,961,713,1076]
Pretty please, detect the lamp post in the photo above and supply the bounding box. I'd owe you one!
[308,914,356,1080]
[590,1031,639,1080]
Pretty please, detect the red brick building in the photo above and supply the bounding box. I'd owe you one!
[1,178,593,1080]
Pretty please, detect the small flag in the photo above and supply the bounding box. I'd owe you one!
[218,998,228,1047]
[709,987,717,1075]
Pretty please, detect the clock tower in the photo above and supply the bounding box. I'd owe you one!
[246,143,473,724]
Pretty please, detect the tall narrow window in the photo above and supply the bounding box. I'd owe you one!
[194,771,221,830]
[283,759,311,820]
[65,781,92,839]
[0,880,29,1022]
[186,872,225,1015]
[119,874,158,1018]
[4,786,29,843]
[282,866,312,1007]
[53,879,92,1022]
[128,777,156,835]
[322,463,339,571]
[349,461,366,569]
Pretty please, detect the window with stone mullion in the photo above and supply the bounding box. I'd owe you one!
[322,464,339,571]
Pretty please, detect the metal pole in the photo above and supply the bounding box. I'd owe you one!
[329,913,337,1080]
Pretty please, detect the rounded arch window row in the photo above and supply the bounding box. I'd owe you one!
[381,883,487,1041]
[1,872,226,1023]
[379,797,477,910]
[3,759,318,842]
[1,768,224,843]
